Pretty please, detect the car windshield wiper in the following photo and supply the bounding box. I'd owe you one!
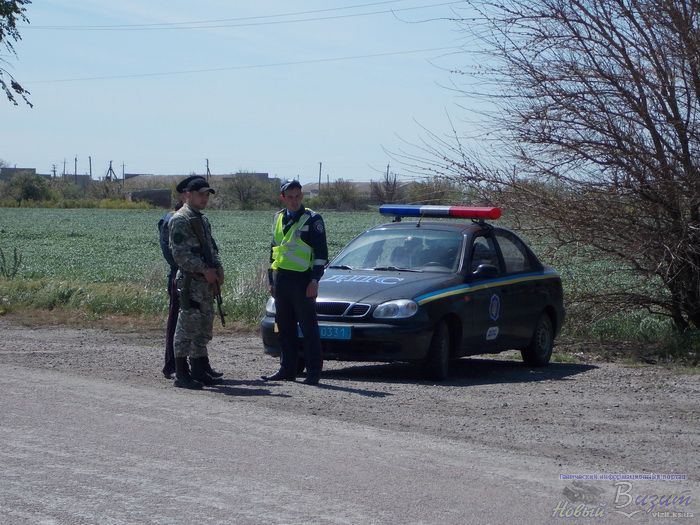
[372,266,423,272]
[328,264,353,270]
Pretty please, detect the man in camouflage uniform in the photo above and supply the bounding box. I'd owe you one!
[169,177,225,389]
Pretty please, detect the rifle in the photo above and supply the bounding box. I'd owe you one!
[190,216,226,326]
[214,280,226,327]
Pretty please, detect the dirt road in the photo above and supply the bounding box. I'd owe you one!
[1,317,698,523]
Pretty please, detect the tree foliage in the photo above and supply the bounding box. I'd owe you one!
[404,177,461,205]
[218,174,278,210]
[399,0,700,330]
[309,178,365,210]
[7,171,50,203]
[370,167,403,204]
[1,0,31,106]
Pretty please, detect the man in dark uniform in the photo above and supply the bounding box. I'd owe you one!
[158,175,223,380]
[262,179,328,385]
[157,192,182,379]
[169,177,225,389]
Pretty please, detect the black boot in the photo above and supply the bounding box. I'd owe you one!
[190,357,221,386]
[173,357,203,390]
[203,355,224,378]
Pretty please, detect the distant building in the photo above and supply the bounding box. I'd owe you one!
[0,167,37,181]
[126,189,172,208]
[63,174,92,189]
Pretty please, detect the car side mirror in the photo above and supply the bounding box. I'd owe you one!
[472,264,499,278]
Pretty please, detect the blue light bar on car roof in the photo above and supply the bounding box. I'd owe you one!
[379,205,502,220]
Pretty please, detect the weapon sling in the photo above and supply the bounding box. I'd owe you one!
[189,216,226,326]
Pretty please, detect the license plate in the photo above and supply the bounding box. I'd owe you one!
[297,324,352,340]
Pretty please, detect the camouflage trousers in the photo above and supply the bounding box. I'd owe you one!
[174,275,214,359]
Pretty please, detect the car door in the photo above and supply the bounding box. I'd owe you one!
[493,230,542,347]
[463,234,507,354]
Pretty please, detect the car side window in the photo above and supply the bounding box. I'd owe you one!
[470,236,499,272]
[495,232,533,274]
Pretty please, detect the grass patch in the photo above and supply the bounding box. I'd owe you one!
[550,352,582,364]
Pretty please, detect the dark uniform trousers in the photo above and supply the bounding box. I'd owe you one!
[274,269,322,378]
[163,269,179,374]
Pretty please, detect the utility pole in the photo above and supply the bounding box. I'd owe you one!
[62,159,66,179]
[106,160,117,182]
[88,156,92,179]
[74,155,78,183]
[318,162,322,196]
[51,164,57,178]
[206,159,211,181]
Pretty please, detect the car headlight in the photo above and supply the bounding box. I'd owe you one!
[373,299,418,319]
[265,297,276,316]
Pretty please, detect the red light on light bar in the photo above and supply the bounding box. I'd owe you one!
[448,206,502,220]
[379,204,502,220]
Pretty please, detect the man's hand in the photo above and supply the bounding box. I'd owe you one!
[306,279,318,298]
[216,267,225,285]
[203,268,219,284]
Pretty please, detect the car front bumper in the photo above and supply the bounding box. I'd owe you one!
[260,315,434,362]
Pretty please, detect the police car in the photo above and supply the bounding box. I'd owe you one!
[261,205,565,380]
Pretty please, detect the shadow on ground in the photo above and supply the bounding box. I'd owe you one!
[321,357,597,387]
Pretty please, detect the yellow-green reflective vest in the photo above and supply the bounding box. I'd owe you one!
[271,209,314,272]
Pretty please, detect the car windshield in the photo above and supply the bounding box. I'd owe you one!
[332,228,463,273]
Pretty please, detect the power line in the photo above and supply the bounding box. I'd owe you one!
[26,1,463,31]
[27,0,409,29]
[27,46,458,84]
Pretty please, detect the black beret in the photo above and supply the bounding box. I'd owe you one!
[185,178,215,194]
[176,175,206,194]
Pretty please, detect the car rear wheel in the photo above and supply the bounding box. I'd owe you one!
[521,313,553,366]
[425,321,450,380]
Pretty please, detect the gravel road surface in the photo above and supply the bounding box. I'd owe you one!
[1,317,698,524]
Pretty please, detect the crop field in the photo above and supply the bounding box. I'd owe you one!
[0,208,379,323]
[0,207,670,339]
[0,208,380,282]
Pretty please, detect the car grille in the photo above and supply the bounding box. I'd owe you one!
[316,301,370,318]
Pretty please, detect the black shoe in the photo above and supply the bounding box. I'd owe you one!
[162,367,175,379]
[173,376,203,390]
[302,376,320,386]
[191,357,223,386]
[203,355,224,378]
[261,370,295,381]
[173,356,203,389]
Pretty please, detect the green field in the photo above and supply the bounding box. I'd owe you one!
[0,208,379,322]
[0,208,380,282]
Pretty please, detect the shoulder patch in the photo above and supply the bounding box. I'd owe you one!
[314,220,325,233]
[172,231,185,245]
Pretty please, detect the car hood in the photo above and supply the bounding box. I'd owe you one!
[318,268,462,304]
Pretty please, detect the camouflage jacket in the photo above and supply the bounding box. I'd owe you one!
[168,203,222,274]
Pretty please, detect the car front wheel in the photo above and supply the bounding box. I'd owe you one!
[521,313,553,366]
[425,320,450,380]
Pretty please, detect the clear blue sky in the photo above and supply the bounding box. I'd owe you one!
[2,0,478,183]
